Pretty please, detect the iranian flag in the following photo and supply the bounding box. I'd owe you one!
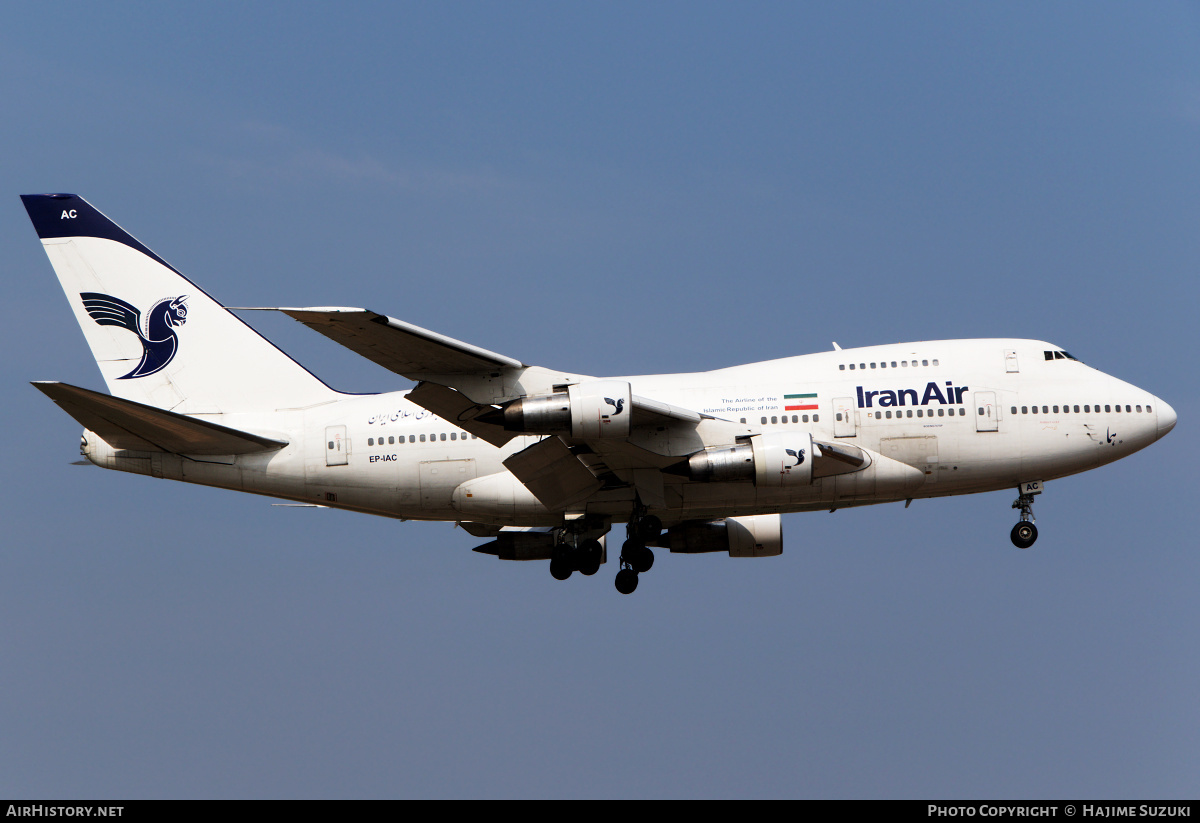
[784,393,818,411]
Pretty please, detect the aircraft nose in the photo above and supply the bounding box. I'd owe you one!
[1156,399,1177,440]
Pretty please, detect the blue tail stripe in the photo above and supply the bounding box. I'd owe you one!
[20,194,178,273]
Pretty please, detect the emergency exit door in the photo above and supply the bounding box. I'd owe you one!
[325,425,349,466]
[974,392,999,432]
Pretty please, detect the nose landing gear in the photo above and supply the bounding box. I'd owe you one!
[1010,481,1042,549]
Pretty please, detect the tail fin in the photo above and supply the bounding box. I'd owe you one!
[21,194,339,413]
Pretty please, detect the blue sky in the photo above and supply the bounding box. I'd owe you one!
[2,2,1198,798]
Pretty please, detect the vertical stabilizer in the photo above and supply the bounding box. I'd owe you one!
[21,194,340,414]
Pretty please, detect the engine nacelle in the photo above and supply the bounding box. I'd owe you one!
[656,514,782,558]
[675,431,814,486]
[500,380,632,439]
[750,431,813,487]
[473,531,609,562]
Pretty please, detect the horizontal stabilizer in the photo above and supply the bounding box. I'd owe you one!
[249,307,524,378]
[33,382,288,455]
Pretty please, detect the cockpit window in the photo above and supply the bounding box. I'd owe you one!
[1045,350,1081,362]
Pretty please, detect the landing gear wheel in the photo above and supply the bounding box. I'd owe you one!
[632,546,654,573]
[635,515,662,542]
[615,568,639,594]
[549,554,574,580]
[577,539,602,576]
[622,539,654,574]
[1010,521,1038,549]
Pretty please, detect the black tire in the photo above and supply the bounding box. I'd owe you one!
[630,546,655,574]
[615,568,639,594]
[636,515,663,542]
[1010,521,1038,549]
[549,554,573,580]
[577,539,602,576]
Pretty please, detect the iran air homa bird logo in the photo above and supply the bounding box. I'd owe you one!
[80,292,188,379]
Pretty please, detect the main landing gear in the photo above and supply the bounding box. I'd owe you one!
[544,511,663,594]
[549,536,603,580]
[615,514,661,595]
[1010,482,1042,549]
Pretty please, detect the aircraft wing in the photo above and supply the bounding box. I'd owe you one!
[33,382,288,455]
[265,307,524,378]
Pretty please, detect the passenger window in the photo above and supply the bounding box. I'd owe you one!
[813,414,819,422]
[441,433,447,441]
[771,416,778,424]
[886,410,892,418]
[1147,405,1152,413]
[761,417,768,424]
[875,411,881,419]
[860,363,866,370]
[1053,406,1059,413]
[450,432,457,440]
[1114,405,1121,413]
[410,435,416,443]
[902,361,908,367]
[881,362,887,368]
[327,441,334,449]
[870,362,876,369]
[420,434,426,442]
[1136,405,1142,413]
[791,415,798,423]
[922,359,929,366]
[1073,406,1079,413]
[906,410,913,418]
[1010,407,1017,415]
[938,408,944,417]
[1125,405,1131,413]
[368,438,375,446]
[917,409,924,418]
[849,364,855,370]
[740,418,746,424]
[840,364,846,370]
[802,415,809,423]
[836,413,843,421]
[932,359,939,366]
[1105,405,1111,413]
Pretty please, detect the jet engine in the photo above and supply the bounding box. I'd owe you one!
[493,380,632,439]
[672,431,857,486]
[654,514,782,558]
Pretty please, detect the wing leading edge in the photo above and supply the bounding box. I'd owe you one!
[261,307,524,378]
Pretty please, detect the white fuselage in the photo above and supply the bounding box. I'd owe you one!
[82,338,1174,527]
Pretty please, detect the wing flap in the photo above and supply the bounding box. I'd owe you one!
[502,436,603,511]
[405,382,516,447]
[33,382,287,455]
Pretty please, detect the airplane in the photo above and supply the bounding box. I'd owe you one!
[21,193,1178,594]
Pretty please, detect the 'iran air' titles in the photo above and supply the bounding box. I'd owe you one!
[856,381,969,408]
